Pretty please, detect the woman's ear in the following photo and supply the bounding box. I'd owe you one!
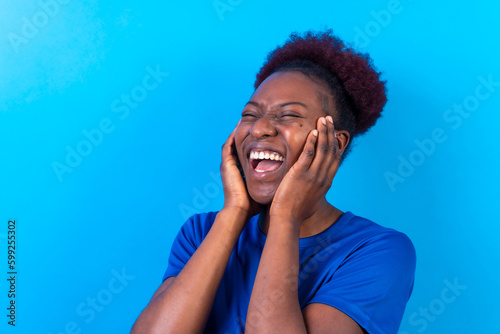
[335,130,350,157]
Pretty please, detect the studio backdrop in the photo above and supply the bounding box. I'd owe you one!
[1,0,499,333]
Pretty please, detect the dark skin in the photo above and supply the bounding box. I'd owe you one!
[235,71,347,237]
[131,71,364,333]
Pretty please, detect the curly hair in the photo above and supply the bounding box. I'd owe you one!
[255,29,387,157]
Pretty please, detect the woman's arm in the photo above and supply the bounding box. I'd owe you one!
[245,216,365,334]
[131,208,249,334]
[245,214,364,334]
[245,215,305,333]
[132,124,260,334]
[246,116,363,333]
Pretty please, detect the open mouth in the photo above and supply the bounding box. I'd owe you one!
[249,150,284,173]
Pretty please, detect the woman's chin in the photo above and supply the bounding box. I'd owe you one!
[248,187,276,206]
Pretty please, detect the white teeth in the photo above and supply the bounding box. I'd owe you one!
[250,150,284,162]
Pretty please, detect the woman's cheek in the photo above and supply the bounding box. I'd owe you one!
[234,123,247,146]
[297,133,311,155]
[235,124,254,166]
[281,128,311,160]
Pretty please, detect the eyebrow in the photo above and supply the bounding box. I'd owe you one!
[245,101,308,109]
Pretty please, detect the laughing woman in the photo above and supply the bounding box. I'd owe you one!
[132,30,416,334]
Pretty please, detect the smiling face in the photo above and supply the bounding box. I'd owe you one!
[234,71,337,204]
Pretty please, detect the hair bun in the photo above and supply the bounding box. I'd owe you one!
[255,29,387,136]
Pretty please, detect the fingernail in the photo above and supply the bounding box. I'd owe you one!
[312,129,318,136]
[321,117,326,125]
[326,115,333,124]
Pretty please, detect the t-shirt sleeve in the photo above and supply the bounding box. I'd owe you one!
[308,231,416,334]
[162,212,216,282]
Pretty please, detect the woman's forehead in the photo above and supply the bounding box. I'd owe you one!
[254,72,326,97]
[249,71,335,114]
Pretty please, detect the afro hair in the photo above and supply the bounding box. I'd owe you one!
[255,29,387,152]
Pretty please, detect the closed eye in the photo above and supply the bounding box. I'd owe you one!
[280,113,303,118]
[241,112,258,118]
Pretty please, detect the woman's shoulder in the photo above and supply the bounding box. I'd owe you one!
[342,211,411,237]
[342,211,416,263]
[320,211,415,255]
[185,211,219,225]
[182,211,219,230]
[299,211,415,265]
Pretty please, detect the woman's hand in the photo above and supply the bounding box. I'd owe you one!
[221,122,262,219]
[269,116,341,224]
[132,123,262,334]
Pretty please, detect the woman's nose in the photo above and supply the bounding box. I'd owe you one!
[250,117,277,138]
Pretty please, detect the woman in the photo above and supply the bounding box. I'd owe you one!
[132,30,416,334]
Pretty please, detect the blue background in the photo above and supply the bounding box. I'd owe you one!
[1,0,499,333]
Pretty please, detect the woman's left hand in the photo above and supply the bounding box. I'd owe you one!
[269,116,341,224]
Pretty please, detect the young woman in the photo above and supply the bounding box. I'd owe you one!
[132,30,416,334]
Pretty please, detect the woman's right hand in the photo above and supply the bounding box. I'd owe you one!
[220,123,261,220]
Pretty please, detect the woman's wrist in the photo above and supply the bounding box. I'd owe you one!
[269,211,301,226]
[221,202,261,220]
[269,216,301,238]
[217,206,253,227]
[220,205,248,215]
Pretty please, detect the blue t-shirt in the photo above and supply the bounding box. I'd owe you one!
[163,211,416,334]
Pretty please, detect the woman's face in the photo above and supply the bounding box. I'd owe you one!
[234,71,338,204]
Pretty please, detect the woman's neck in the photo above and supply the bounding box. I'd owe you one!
[258,199,344,238]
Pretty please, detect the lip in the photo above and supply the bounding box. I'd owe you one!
[244,142,286,180]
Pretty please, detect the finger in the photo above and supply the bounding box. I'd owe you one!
[221,121,240,162]
[309,116,329,172]
[328,116,341,163]
[292,128,318,171]
[326,115,342,180]
[326,115,340,162]
[221,132,235,162]
[310,115,340,185]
